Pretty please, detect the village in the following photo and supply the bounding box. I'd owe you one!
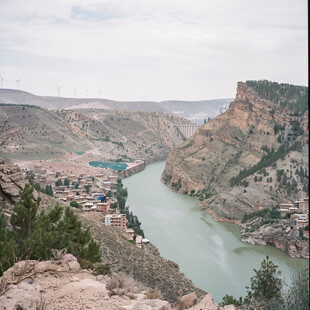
[278,197,309,230]
[25,163,149,249]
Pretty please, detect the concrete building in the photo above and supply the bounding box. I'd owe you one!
[104,214,127,230]
[294,198,309,213]
[296,217,309,229]
[125,228,135,240]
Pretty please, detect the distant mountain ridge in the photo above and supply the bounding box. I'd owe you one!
[0,89,232,125]
[0,104,191,163]
[162,80,309,220]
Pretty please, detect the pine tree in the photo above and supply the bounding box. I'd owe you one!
[246,256,283,302]
[57,207,101,263]
[0,213,14,275]
[10,183,41,240]
[1,184,102,275]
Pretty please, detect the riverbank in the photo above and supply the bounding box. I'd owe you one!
[198,204,245,227]
[123,160,309,303]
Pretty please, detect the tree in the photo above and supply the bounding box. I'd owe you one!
[70,201,82,209]
[0,184,102,275]
[0,213,14,275]
[285,269,309,309]
[25,170,35,185]
[84,185,91,194]
[110,202,118,209]
[44,185,53,197]
[246,256,283,302]
[64,178,70,186]
[219,294,242,307]
[10,183,41,240]
[55,179,63,187]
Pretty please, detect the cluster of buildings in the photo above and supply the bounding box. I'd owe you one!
[278,197,309,229]
[26,164,148,247]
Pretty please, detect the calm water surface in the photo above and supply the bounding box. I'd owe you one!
[123,161,308,302]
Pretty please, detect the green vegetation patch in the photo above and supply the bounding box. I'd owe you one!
[230,141,302,186]
[246,80,308,115]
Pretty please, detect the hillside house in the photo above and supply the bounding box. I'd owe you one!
[104,214,127,230]
[295,214,309,229]
[125,228,135,240]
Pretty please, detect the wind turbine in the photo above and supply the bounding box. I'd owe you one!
[73,88,77,98]
[16,78,21,90]
[85,90,88,98]
[0,75,5,88]
[56,86,63,97]
[98,90,102,98]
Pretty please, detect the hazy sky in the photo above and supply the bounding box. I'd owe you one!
[0,0,307,101]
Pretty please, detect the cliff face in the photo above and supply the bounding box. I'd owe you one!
[162,81,308,220]
[241,219,309,259]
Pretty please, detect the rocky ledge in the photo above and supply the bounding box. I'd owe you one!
[241,219,309,259]
[0,259,235,310]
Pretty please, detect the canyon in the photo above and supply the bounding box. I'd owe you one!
[162,81,308,220]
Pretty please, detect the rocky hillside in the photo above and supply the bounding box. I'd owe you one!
[0,104,190,163]
[162,80,308,220]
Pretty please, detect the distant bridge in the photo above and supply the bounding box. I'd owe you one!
[177,125,200,139]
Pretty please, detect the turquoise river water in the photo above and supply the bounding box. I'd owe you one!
[123,161,308,303]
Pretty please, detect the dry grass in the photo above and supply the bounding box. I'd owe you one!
[106,272,140,296]
[50,248,67,261]
[145,290,162,299]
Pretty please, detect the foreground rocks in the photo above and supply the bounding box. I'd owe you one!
[0,260,233,310]
[241,219,309,259]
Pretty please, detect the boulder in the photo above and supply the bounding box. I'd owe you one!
[175,292,197,309]
[68,260,80,271]
[188,294,218,310]
[0,283,41,310]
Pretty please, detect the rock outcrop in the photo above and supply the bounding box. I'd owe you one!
[0,156,25,208]
[241,219,309,259]
[162,81,308,220]
[0,260,229,310]
[0,156,64,213]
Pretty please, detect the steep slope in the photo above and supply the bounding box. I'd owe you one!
[0,88,232,124]
[0,105,190,163]
[0,104,87,160]
[162,81,308,220]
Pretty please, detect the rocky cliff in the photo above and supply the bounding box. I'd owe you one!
[241,218,309,259]
[0,156,59,214]
[162,81,308,220]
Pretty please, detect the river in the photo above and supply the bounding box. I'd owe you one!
[123,161,308,303]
